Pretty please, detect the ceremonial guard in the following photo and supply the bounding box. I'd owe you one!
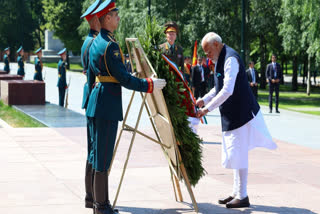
[3,47,10,74]
[57,48,67,107]
[86,1,166,213]
[33,48,43,81]
[80,0,101,210]
[17,46,25,77]
[159,21,184,73]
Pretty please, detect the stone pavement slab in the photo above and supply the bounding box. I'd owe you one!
[13,103,86,127]
[0,125,319,214]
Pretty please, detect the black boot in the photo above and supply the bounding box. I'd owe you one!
[85,161,94,208]
[93,171,119,214]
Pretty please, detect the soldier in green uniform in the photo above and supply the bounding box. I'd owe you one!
[3,47,10,74]
[86,1,166,213]
[16,46,25,77]
[80,0,101,210]
[159,21,184,73]
[57,48,67,107]
[33,48,43,81]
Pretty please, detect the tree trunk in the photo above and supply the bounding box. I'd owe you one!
[303,55,307,86]
[307,54,311,96]
[292,56,298,91]
[259,34,266,89]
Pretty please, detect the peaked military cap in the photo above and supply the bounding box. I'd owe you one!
[164,21,179,34]
[92,0,118,18]
[17,46,23,53]
[80,0,102,21]
[57,48,66,55]
[4,47,10,51]
[35,47,42,54]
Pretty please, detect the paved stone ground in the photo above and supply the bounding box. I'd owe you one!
[0,124,319,214]
[0,62,320,213]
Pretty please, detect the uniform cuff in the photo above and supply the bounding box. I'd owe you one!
[146,78,153,93]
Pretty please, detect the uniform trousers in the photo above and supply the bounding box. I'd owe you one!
[93,118,118,172]
[58,87,66,107]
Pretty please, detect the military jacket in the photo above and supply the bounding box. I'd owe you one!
[86,28,153,121]
[81,29,98,109]
[57,59,67,88]
[4,54,10,73]
[160,42,184,73]
[33,57,43,81]
[17,55,25,76]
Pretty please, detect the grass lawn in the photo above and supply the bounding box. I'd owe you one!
[258,84,320,116]
[43,62,83,72]
[0,100,46,127]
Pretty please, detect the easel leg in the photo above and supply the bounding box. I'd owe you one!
[170,168,178,201]
[180,164,199,213]
[173,174,183,202]
[112,93,147,209]
[108,91,136,175]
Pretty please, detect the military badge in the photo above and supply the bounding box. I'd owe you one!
[113,50,121,60]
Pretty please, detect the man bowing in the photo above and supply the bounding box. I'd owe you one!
[196,32,277,209]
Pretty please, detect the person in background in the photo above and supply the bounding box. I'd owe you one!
[191,56,210,99]
[159,21,184,73]
[125,54,132,73]
[57,48,68,107]
[246,61,259,99]
[33,48,43,81]
[3,47,10,74]
[17,46,25,78]
[184,56,191,85]
[266,54,282,113]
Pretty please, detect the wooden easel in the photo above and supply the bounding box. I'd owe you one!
[107,38,199,213]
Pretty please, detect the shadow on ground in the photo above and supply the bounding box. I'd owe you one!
[117,202,317,214]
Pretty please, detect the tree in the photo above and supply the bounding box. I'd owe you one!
[43,0,83,55]
[0,0,38,59]
[248,0,283,89]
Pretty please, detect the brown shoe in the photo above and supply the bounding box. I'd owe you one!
[218,196,234,204]
[226,196,250,208]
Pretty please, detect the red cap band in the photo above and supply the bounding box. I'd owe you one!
[96,2,116,18]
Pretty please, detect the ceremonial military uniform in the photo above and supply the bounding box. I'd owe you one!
[80,0,102,209]
[3,47,10,74]
[159,21,184,73]
[34,48,43,81]
[86,1,155,213]
[17,46,25,77]
[57,48,67,107]
[160,42,184,72]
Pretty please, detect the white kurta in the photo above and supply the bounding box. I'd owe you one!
[202,57,277,169]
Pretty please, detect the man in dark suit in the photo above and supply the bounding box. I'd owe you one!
[266,54,282,113]
[246,61,259,99]
[191,56,210,99]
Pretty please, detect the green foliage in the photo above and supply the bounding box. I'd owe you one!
[0,100,46,128]
[0,0,40,57]
[139,18,205,186]
[43,0,83,55]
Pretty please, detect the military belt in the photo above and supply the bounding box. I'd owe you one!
[95,76,119,83]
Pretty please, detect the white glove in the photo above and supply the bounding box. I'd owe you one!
[151,78,166,90]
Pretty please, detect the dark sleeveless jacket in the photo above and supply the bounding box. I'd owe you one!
[214,45,260,131]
